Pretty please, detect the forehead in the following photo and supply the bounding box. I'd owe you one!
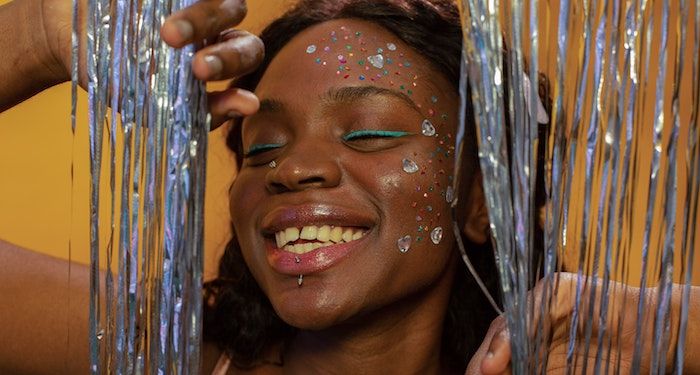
[254,19,455,114]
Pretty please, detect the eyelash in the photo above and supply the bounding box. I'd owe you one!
[342,130,411,141]
[244,143,284,158]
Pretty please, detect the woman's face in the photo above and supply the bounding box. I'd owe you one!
[230,19,461,329]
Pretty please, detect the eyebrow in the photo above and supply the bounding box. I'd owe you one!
[256,85,421,115]
[323,86,421,112]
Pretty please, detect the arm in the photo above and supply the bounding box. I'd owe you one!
[0,0,69,112]
[671,284,700,373]
[0,239,90,374]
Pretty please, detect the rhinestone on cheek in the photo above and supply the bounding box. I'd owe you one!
[402,159,419,174]
[397,235,412,253]
[430,227,443,245]
[421,119,436,136]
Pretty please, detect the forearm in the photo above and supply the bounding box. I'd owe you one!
[672,284,700,373]
[0,239,89,374]
[0,0,68,113]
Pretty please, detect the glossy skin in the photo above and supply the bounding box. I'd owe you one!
[229,19,465,373]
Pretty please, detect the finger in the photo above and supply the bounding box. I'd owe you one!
[208,87,260,130]
[161,0,248,48]
[192,30,264,81]
[481,327,511,375]
[466,316,506,375]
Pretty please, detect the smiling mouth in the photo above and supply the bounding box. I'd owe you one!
[274,225,367,254]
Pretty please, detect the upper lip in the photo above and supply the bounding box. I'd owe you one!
[260,203,377,236]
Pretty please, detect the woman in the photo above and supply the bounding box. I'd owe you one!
[0,0,697,374]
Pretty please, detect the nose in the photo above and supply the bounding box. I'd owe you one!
[265,140,342,194]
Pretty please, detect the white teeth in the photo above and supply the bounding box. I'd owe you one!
[273,224,367,253]
[329,226,343,243]
[317,225,331,242]
[300,226,318,240]
[285,227,300,242]
[342,228,353,242]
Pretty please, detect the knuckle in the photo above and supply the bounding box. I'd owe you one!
[220,0,247,24]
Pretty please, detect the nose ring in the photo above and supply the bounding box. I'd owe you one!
[268,160,277,169]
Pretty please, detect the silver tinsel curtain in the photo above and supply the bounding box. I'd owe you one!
[456,0,698,373]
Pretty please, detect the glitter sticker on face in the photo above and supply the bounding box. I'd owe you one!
[397,235,412,253]
[304,26,416,84]
[421,119,436,137]
[430,227,443,244]
[302,25,455,252]
[402,159,419,174]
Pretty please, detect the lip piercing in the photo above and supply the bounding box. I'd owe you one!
[294,256,301,264]
[268,160,277,169]
[297,274,304,287]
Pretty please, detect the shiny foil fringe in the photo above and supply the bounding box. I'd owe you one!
[73,0,209,373]
[455,0,698,373]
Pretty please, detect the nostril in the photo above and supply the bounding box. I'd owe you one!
[298,176,325,185]
[269,182,291,193]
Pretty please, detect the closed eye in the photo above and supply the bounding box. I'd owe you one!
[244,143,284,158]
[342,130,411,142]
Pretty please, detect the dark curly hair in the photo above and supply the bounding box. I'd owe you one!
[202,0,513,372]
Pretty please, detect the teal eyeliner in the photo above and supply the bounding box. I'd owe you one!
[244,143,283,157]
[342,130,412,141]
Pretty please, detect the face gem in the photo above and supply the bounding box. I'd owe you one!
[402,159,419,174]
[306,44,317,54]
[430,227,443,245]
[431,95,438,103]
[367,54,385,69]
[421,119,436,136]
[397,235,412,253]
[387,42,397,51]
[445,186,455,203]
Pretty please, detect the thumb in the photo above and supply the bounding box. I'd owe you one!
[466,316,512,375]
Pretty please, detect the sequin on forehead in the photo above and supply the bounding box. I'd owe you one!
[306,44,317,54]
[387,42,397,51]
[402,159,419,174]
[422,119,436,137]
[430,227,443,245]
[367,54,385,69]
[397,235,412,253]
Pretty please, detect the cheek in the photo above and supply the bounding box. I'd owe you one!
[229,172,264,237]
[355,140,456,253]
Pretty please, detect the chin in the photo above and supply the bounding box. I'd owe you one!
[269,284,357,330]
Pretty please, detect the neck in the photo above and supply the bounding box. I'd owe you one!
[282,260,458,375]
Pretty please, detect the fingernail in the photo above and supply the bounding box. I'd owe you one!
[174,20,193,42]
[204,55,223,76]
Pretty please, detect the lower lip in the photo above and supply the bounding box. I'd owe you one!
[266,235,368,275]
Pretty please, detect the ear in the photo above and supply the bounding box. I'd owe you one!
[462,172,490,244]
